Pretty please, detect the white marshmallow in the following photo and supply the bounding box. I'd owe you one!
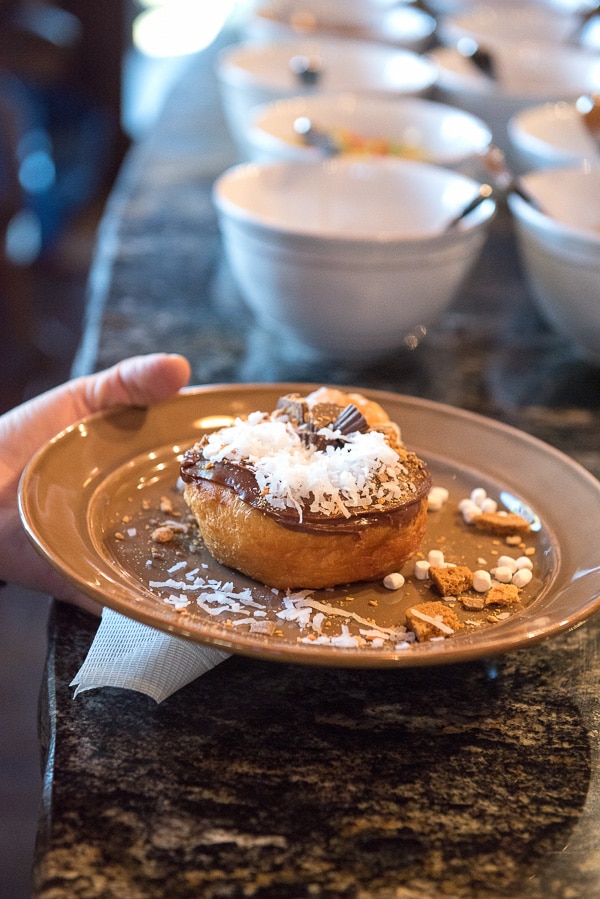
[383,572,405,590]
[414,560,430,580]
[428,549,445,568]
[473,570,492,592]
[513,568,533,588]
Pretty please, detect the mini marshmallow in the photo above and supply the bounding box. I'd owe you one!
[473,570,492,592]
[470,487,487,506]
[493,566,513,583]
[428,549,445,568]
[461,502,482,524]
[428,486,449,511]
[513,568,533,588]
[515,556,533,570]
[497,555,518,573]
[383,572,405,590]
[414,560,430,580]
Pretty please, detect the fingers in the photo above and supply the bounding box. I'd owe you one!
[0,354,192,605]
[79,353,192,414]
[0,354,191,469]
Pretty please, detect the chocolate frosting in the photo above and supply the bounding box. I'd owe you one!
[180,440,432,535]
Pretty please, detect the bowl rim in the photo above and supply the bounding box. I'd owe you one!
[507,100,600,163]
[429,42,600,100]
[212,157,496,244]
[250,1,437,38]
[246,92,493,163]
[216,36,439,93]
[437,1,578,39]
[508,172,600,245]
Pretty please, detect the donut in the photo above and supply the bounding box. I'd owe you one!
[180,388,431,589]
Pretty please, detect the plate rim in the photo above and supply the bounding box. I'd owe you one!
[18,382,600,667]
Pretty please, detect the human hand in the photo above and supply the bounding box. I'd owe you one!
[0,353,191,613]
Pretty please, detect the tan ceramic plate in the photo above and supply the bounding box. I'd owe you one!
[18,384,600,666]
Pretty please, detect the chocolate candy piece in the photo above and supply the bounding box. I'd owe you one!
[332,404,369,436]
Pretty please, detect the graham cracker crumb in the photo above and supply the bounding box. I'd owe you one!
[430,564,473,597]
[406,601,463,643]
[474,512,531,536]
[485,583,520,606]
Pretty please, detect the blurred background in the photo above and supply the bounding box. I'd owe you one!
[0,0,243,414]
[0,2,240,896]
[4,0,600,894]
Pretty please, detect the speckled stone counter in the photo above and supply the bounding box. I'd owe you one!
[37,601,600,899]
[35,26,600,899]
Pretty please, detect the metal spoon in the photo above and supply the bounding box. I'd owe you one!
[292,116,339,155]
[576,93,600,151]
[446,183,494,230]
[570,2,600,43]
[483,146,544,211]
[289,54,323,86]
[456,37,496,80]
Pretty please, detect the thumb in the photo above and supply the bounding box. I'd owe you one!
[74,353,192,415]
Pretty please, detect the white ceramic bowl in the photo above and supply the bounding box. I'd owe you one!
[429,41,600,158]
[427,0,600,13]
[437,3,599,50]
[508,99,600,172]
[245,0,402,32]
[244,93,492,177]
[242,3,437,54]
[216,37,438,151]
[213,157,495,361]
[508,165,600,362]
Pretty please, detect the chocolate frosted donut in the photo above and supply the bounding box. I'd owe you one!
[180,388,431,589]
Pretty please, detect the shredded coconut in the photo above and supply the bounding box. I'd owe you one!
[201,415,406,520]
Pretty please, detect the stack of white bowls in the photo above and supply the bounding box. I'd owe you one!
[215,35,439,152]
[508,165,600,363]
[508,97,600,172]
[242,0,437,53]
[209,0,600,363]
[430,2,600,159]
[213,157,496,362]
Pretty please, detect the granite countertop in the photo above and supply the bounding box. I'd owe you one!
[37,601,600,899]
[34,26,600,899]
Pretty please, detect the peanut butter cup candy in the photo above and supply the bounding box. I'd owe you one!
[180,388,431,589]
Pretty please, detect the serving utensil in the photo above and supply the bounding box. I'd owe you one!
[484,146,544,211]
[446,183,493,230]
[576,93,600,150]
[570,2,600,42]
[292,116,339,155]
[289,53,323,85]
[456,37,496,79]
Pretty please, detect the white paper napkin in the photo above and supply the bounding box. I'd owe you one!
[71,607,231,703]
